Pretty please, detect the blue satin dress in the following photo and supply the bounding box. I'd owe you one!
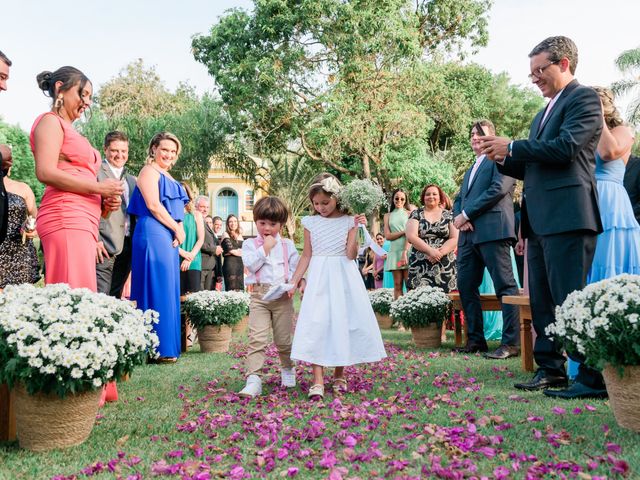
[588,154,640,282]
[128,174,188,358]
[568,154,640,378]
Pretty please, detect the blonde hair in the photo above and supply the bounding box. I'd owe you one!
[593,86,624,129]
[181,182,194,213]
[146,132,182,165]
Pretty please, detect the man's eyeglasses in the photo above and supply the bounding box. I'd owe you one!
[528,60,560,80]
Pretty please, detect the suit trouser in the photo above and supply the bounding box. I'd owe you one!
[201,268,215,291]
[96,236,132,298]
[527,229,603,387]
[457,239,520,347]
[245,285,295,377]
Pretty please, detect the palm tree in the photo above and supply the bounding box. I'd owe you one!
[259,155,322,237]
[612,46,640,125]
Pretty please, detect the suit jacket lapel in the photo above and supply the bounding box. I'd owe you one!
[101,161,116,179]
[536,79,579,138]
[465,156,487,196]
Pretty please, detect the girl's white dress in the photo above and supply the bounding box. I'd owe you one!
[291,215,387,367]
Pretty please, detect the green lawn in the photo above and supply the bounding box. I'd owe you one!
[1,327,638,479]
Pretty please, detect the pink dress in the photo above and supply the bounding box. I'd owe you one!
[373,252,386,289]
[30,112,101,290]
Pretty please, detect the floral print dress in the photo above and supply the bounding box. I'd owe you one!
[407,208,457,293]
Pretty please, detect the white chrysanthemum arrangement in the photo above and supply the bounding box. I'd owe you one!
[0,283,159,397]
[183,290,251,330]
[547,274,640,369]
[390,285,451,328]
[338,179,387,215]
[368,288,394,316]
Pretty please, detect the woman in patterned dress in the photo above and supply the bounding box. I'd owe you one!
[405,184,458,293]
[0,171,39,288]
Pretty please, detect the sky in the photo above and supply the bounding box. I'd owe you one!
[1,0,639,130]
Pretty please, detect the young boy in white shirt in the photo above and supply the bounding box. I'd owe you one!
[238,196,301,397]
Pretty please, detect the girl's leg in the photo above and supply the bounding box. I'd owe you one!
[312,364,324,386]
[392,270,403,299]
[333,366,347,395]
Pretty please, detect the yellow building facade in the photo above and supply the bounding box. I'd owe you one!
[202,161,265,237]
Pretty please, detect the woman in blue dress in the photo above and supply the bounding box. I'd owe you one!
[128,132,189,362]
[588,87,640,282]
[568,88,640,378]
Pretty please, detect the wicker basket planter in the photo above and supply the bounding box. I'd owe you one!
[199,325,233,353]
[13,383,102,452]
[602,365,640,432]
[232,316,250,335]
[411,324,442,348]
[375,313,393,329]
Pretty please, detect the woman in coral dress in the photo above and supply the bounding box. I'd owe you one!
[31,66,123,289]
[30,66,124,403]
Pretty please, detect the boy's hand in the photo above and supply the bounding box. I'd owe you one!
[263,234,277,254]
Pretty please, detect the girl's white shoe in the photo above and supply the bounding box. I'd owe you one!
[308,383,324,399]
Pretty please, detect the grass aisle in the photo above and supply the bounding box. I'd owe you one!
[1,330,638,479]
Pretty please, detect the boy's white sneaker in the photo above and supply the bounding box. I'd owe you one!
[281,367,296,387]
[239,375,262,398]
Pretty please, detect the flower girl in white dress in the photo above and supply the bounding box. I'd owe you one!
[290,173,387,399]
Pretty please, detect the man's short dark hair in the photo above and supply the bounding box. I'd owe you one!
[104,131,129,149]
[253,196,289,224]
[470,119,495,136]
[529,36,578,75]
[0,51,12,67]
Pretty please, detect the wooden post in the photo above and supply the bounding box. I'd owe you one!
[502,295,534,372]
[0,384,16,442]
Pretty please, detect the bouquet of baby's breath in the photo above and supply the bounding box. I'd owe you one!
[338,179,387,215]
[184,290,251,330]
[547,274,640,369]
[390,285,451,328]
[368,288,394,316]
[0,284,159,397]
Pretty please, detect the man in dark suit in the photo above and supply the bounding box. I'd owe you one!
[453,119,520,359]
[196,196,223,290]
[481,36,605,399]
[0,51,13,244]
[96,131,137,298]
[624,155,640,224]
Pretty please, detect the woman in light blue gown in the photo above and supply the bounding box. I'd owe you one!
[568,87,640,377]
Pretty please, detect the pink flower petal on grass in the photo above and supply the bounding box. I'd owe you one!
[551,406,566,415]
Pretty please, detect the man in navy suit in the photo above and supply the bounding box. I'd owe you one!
[481,36,605,399]
[453,119,520,359]
[624,155,640,224]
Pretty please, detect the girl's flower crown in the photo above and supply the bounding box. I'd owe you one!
[311,177,342,195]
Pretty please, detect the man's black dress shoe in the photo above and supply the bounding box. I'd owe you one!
[485,345,520,360]
[543,382,608,399]
[453,343,488,354]
[514,370,568,391]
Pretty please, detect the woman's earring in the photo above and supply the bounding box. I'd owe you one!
[54,94,64,111]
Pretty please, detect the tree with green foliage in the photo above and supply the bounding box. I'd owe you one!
[80,95,229,190]
[79,60,230,191]
[612,45,640,125]
[0,122,44,202]
[97,59,196,119]
[192,0,493,193]
[257,155,323,238]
